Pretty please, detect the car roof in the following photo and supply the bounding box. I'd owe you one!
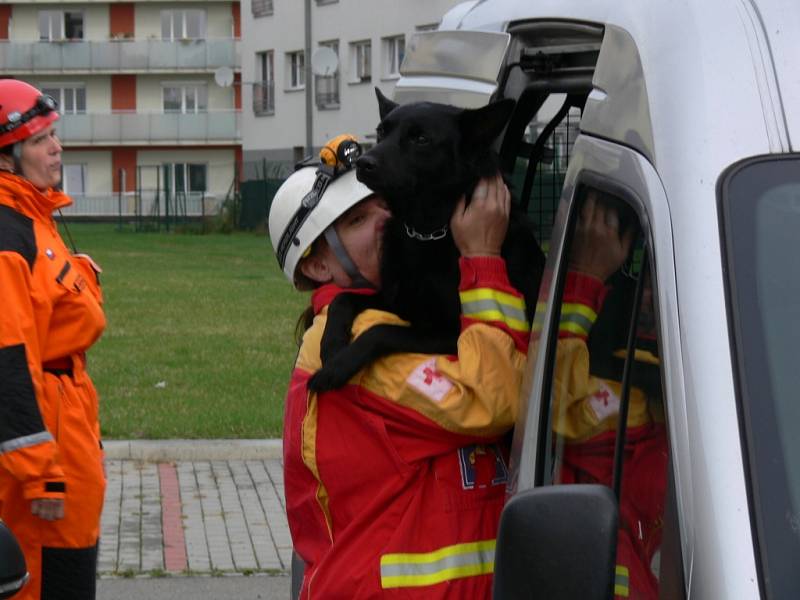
[444,0,798,175]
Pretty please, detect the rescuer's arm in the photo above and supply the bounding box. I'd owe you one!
[0,251,66,519]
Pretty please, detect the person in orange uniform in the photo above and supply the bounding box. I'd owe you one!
[0,80,106,600]
[270,136,531,599]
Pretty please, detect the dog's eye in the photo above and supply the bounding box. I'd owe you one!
[412,134,429,145]
[375,125,385,141]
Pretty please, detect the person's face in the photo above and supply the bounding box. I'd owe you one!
[19,125,62,191]
[328,195,390,287]
[302,195,390,289]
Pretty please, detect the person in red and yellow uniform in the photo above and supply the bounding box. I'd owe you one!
[269,136,531,599]
[0,80,106,600]
[546,192,668,600]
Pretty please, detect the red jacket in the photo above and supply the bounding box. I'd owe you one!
[284,256,529,599]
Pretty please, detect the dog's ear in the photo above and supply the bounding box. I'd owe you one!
[459,98,516,146]
[375,87,399,120]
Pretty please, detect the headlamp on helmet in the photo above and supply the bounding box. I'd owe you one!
[275,135,363,271]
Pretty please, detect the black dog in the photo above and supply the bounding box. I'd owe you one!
[307,89,545,391]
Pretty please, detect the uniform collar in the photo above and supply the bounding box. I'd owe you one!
[0,171,72,223]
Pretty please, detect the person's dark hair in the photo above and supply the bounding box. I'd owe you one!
[0,144,13,157]
[295,305,316,346]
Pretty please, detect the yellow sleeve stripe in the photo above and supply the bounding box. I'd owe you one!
[461,288,526,310]
[615,564,630,597]
[559,302,598,337]
[380,539,496,588]
[461,288,529,333]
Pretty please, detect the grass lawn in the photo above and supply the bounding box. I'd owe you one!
[63,223,307,439]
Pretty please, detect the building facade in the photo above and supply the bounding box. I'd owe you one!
[0,0,242,216]
[241,0,463,174]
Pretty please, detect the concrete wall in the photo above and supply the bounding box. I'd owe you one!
[241,0,463,159]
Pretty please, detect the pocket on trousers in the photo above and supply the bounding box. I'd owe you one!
[41,543,98,600]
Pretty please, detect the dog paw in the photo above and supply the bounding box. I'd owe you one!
[308,367,347,393]
[320,332,351,364]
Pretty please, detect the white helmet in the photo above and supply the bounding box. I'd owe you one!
[269,165,375,290]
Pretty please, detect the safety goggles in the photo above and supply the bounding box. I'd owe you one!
[0,94,58,135]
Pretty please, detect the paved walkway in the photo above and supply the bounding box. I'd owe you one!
[98,441,291,579]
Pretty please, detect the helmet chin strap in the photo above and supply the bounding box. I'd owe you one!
[323,226,375,289]
[11,143,22,173]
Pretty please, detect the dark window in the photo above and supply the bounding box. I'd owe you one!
[537,185,677,598]
[720,155,800,599]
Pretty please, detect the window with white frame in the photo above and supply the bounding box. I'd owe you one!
[286,51,305,89]
[160,9,206,40]
[62,164,87,196]
[315,40,339,108]
[254,50,275,115]
[38,10,84,40]
[41,85,86,115]
[383,35,405,78]
[350,40,371,83]
[162,84,208,114]
[162,163,207,194]
[251,0,273,17]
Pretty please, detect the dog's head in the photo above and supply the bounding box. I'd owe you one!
[356,88,515,228]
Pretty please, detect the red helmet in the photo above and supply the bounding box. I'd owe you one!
[0,80,59,148]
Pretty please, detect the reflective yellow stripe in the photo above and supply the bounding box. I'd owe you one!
[559,302,598,337]
[461,288,526,310]
[460,288,529,332]
[464,309,530,332]
[562,302,598,321]
[380,539,496,588]
[614,564,630,597]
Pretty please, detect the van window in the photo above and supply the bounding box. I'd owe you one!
[538,184,676,599]
[506,95,584,249]
[721,155,800,599]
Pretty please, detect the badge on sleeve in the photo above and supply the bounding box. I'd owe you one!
[407,358,454,402]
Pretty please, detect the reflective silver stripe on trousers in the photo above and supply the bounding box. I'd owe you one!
[0,573,29,594]
[461,299,527,324]
[380,546,495,579]
[0,431,53,455]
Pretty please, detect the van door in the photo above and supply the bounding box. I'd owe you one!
[497,135,688,599]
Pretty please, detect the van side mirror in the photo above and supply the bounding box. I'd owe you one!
[0,520,28,599]
[493,484,618,600]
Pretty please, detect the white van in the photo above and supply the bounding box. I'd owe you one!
[396,1,799,598]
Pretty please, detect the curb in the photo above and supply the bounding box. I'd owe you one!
[103,439,283,461]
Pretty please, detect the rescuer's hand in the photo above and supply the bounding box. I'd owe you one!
[451,173,510,257]
[31,498,65,521]
[569,190,636,282]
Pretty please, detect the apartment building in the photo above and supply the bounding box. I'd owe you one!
[0,0,241,216]
[241,0,463,173]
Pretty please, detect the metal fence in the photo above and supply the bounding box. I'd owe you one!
[59,192,222,218]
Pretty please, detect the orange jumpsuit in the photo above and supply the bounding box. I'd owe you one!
[0,172,106,600]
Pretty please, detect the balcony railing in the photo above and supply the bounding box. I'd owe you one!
[58,111,241,145]
[59,192,221,218]
[0,38,240,73]
[252,81,274,115]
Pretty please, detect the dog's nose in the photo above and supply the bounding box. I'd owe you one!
[356,154,377,173]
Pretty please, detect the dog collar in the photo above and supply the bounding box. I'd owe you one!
[404,223,449,241]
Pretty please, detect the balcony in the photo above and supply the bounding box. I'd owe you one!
[0,38,240,74]
[58,111,241,145]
